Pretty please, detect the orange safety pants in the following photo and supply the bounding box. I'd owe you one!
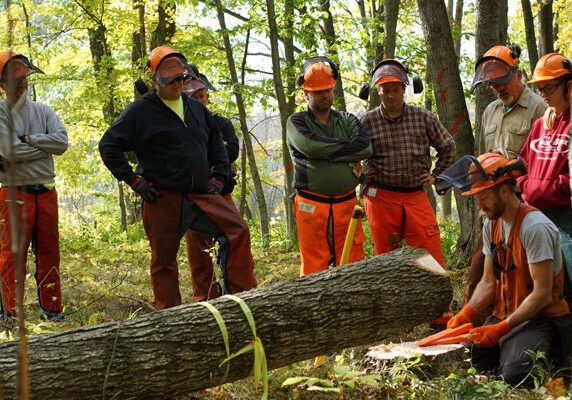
[0,187,62,316]
[184,194,238,302]
[143,189,257,310]
[294,190,365,276]
[364,185,446,267]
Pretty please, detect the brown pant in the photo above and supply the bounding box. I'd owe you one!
[185,194,239,302]
[143,190,257,310]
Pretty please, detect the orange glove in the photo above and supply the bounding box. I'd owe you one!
[470,320,511,348]
[447,305,476,329]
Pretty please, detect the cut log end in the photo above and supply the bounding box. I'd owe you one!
[414,254,447,276]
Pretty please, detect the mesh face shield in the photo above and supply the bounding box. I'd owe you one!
[2,57,44,84]
[155,56,191,87]
[371,63,409,87]
[471,58,513,91]
[435,155,490,195]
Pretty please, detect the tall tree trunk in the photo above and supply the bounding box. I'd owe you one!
[149,1,175,49]
[321,0,347,111]
[538,0,554,56]
[0,248,451,400]
[265,0,296,246]
[521,0,539,73]
[384,0,399,59]
[282,0,297,244]
[367,1,385,110]
[417,0,476,269]
[453,0,464,57]
[497,0,508,44]
[239,139,248,218]
[213,0,270,247]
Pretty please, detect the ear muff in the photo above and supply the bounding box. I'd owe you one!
[562,57,572,71]
[507,44,521,60]
[297,56,339,87]
[492,157,526,180]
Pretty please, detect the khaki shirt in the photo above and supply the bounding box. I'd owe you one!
[480,86,547,159]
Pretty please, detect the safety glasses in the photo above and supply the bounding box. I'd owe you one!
[536,82,562,95]
[157,72,192,87]
[490,242,515,279]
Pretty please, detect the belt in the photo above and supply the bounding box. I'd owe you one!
[369,181,423,193]
[14,184,53,194]
[296,189,356,204]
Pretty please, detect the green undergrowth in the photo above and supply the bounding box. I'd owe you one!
[1,213,569,399]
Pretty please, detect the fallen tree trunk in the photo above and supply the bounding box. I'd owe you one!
[0,247,452,399]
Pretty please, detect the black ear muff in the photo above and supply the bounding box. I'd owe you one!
[563,58,572,71]
[297,74,305,87]
[508,44,521,59]
[412,76,424,94]
[493,157,527,180]
[358,83,370,100]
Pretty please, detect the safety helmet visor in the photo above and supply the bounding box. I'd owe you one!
[435,155,490,195]
[472,59,513,90]
[372,64,409,87]
[183,78,208,96]
[1,56,43,83]
[155,56,191,87]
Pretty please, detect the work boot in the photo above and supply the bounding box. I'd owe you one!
[39,308,65,322]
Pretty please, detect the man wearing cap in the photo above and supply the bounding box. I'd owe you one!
[0,52,68,320]
[183,73,240,301]
[287,57,372,276]
[440,153,570,385]
[465,45,547,306]
[359,59,455,267]
[99,46,257,310]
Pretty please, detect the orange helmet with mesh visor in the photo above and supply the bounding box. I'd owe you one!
[435,153,526,196]
[528,53,572,84]
[0,52,44,83]
[471,45,520,91]
[371,59,409,87]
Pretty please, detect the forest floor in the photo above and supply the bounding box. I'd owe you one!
[0,217,569,399]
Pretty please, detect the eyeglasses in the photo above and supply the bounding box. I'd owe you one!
[536,82,562,95]
[490,242,515,279]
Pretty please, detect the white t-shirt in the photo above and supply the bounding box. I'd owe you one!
[482,210,562,275]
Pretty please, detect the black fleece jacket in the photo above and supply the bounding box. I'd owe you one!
[99,92,228,194]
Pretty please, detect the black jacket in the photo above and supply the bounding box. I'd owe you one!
[99,92,228,194]
[213,113,239,195]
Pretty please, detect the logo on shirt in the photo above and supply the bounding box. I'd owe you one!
[530,134,569,155]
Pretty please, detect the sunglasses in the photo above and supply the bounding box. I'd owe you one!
[491,242,515,279]
[537,82,562,95]
[157,73,192,87]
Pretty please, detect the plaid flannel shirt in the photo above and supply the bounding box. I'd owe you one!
[359,104,455,188]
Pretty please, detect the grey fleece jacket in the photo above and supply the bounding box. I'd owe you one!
[0,99,68,186]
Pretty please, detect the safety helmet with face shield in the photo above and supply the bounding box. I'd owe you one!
[147,46,192,87]
[0,52,44,84]
[471,44,521,92]
[435,152,526,196]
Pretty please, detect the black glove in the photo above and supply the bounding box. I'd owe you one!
[129,176,161,202]
[206,178,224,195]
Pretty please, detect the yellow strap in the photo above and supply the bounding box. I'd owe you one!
[222,295,268,400]
[198,302,230,383]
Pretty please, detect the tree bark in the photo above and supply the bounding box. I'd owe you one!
[268,0,297,244]
[521,0,539,73]
[0,247,451,400]
[367,1,385,110]
[149,0,176,49]
[213,0,270,246]
[538,0,554,56]
[321,0,347,111]
[417,0,476,269]
[383,0,400,59]
[453,0,464,57]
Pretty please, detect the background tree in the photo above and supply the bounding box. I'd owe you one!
[538,0,554,56]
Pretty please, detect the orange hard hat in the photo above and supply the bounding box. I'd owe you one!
[0,51,43,82]
[147,46,186,73]
[528,53,572,84]
[481,45,520,68]
[471,45,521,91]
[372,59,409,86]
[462,153,525,196]
[300,62,336,91]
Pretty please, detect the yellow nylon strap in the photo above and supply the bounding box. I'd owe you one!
[221,295,268,400]
[198,301,230,383]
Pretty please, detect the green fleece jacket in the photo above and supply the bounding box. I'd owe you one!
[287,109,372,196]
